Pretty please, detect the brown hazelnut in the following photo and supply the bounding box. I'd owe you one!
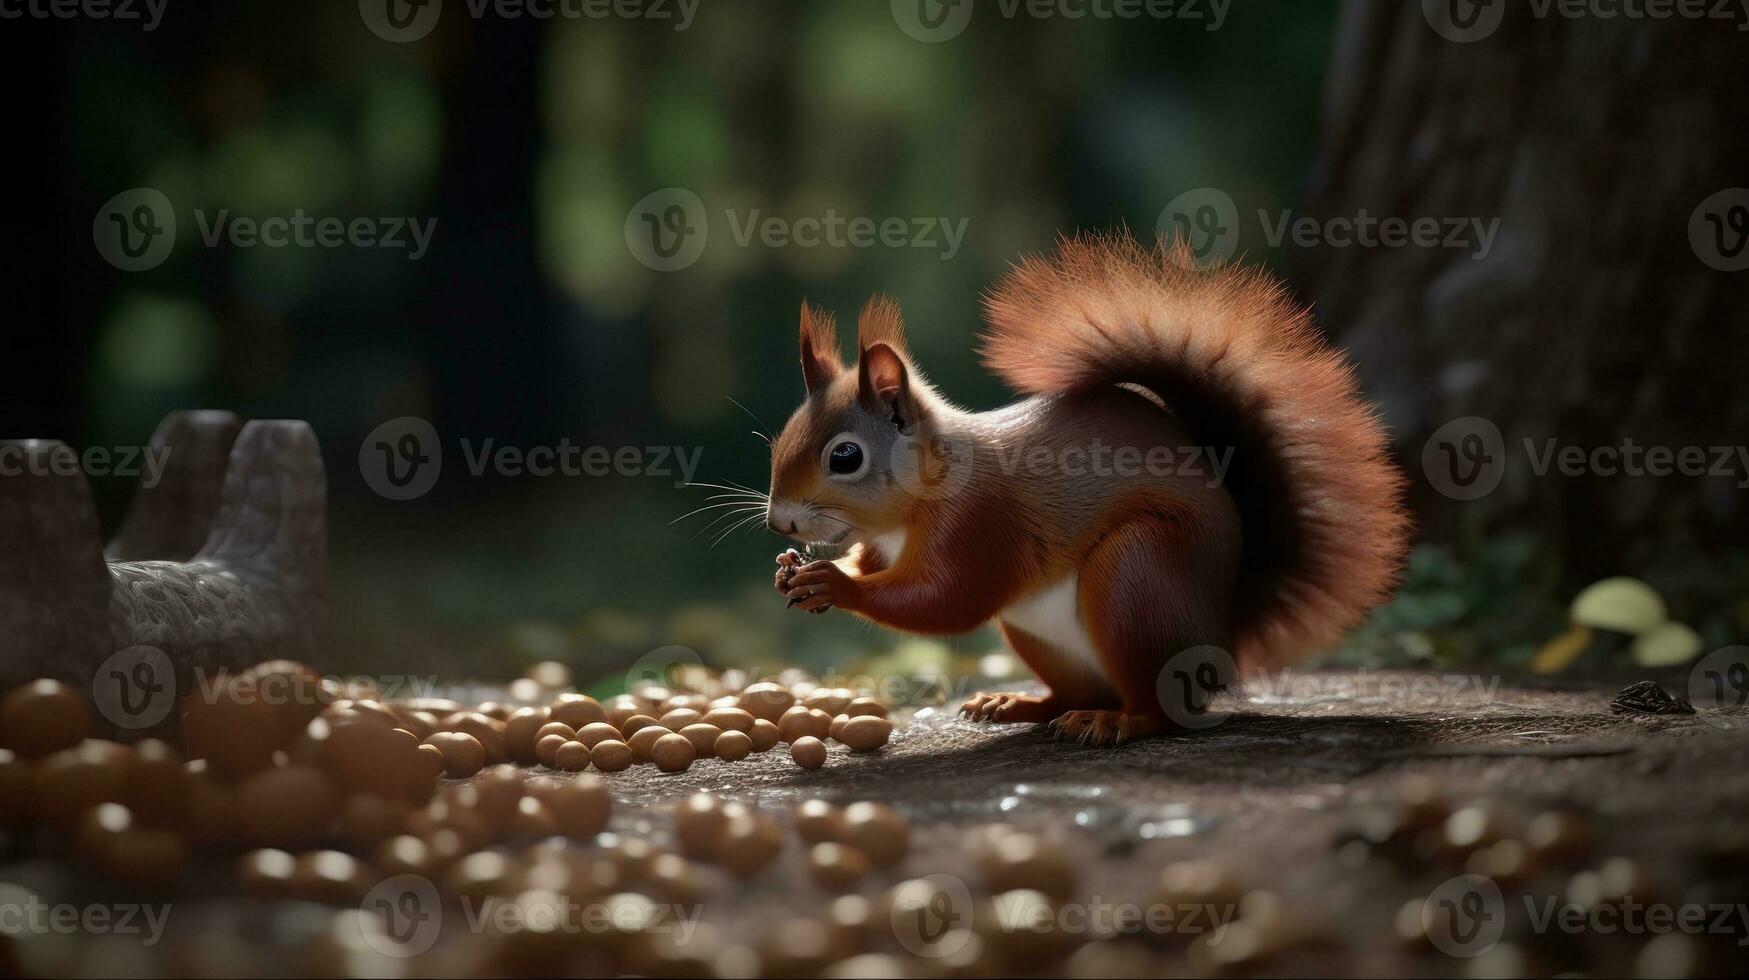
[414,742,448,781]
[0,748,31,824]
[651,733,695,773]
[590,740,633,773]
[837,716,893,752]
[550,693,607,729]
[121,738,187,823]
[842,802,907,866]
[806,841,872,890]
[544,774,611,838]
[702,707,755,733]
[845,697,887,719]
[336,792,408,849]
[794,800,846,844]
[424,732,486,778]
[790,736,827,769]
[714,730,753,761]
[375,834,435,877]
[660,707,702,731]
[674,794,731,859]
[620,714,661,738]
[236,764,339,848]
[738,682,795,722]
[503,706,552,764]
[748,719,780,752]
[439,712,506,763]
[679,723,722,758]
[32,742,130,823]
[1,679,94,759]
[628,725,667,763]
[575,722,622,749]
[535,733,570,767]
[550,739,588,772]
[719,813,785,877]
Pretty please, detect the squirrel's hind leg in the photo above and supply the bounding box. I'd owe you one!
[1060,513,1235,746]
[961,623,1117,723]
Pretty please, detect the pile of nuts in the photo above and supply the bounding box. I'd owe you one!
[0,661,897,889]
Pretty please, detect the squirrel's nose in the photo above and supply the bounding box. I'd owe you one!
[767,516,796,535]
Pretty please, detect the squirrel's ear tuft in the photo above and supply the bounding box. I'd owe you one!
[856,295,908,357]
[799,301,843,394]
[858,342,921,432]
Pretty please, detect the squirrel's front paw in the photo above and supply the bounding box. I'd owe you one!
[782,559,857,613]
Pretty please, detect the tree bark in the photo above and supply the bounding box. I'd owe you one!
[1302,0,1749,586]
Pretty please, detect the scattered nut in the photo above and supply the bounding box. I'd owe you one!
[790,736,827,769]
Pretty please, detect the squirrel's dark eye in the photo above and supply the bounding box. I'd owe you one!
[827,440,864,475]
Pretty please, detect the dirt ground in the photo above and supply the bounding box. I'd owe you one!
[4,669,1747,977]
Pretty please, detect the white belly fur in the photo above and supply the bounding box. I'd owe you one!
[872,530,1106,684]
[998,574,1106,682]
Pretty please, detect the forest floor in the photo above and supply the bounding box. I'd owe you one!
[5,670,1746,977]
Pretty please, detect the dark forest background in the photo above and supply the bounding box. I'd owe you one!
[3,0,1745,686]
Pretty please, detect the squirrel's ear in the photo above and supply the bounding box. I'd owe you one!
[799,301,843,394]
[856,295,907,356]
[858,343,921,432]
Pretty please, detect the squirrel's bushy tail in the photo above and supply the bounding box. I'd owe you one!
[980,233,1409,672]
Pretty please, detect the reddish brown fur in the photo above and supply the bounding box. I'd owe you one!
[770,235,1409,742]
[980,234,1410,673]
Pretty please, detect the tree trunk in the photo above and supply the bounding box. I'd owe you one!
[1301,0,1749,591]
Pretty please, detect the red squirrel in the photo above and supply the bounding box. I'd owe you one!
[766,233,1408,744]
